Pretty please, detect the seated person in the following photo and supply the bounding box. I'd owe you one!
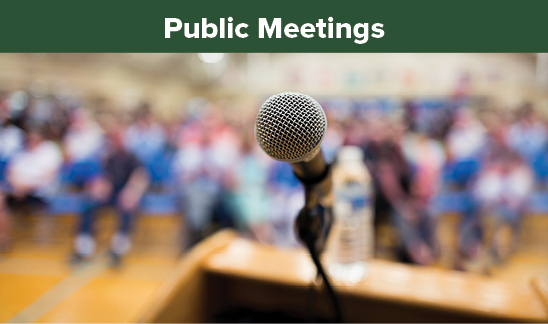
[0,105,24,167]
[0,103,24,251]
[472,147,533,264]
[62,108,105,187]
[458,117,533,271]
[227,134,274,244]
[171,115,240,250]
[0,125,62,252]
[445,107,487,187]
[124,104,166,166]
[267,160,303,247]
[506,103,547,172]
[72,125,149,266]
[362,118,435,265]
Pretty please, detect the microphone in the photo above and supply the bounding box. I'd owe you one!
[254,92,344,323]
[255,92,327,179]
[254,92,333,251]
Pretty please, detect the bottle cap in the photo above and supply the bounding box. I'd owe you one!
[337,145,363,163]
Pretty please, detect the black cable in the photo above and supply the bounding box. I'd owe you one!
[305,274,318,322]
[305,237,344,323]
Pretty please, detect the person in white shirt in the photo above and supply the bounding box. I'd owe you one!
[0,97,24,174]
[0,123,23,164]
[472,146,533,263]
[63,108,104,163]
[506,103,547,171]
[0,107,23,252]
[0,125,63,252]
[446,107,487,162]
[62,108,105,187]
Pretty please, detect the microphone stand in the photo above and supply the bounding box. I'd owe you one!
[295,166,344,323]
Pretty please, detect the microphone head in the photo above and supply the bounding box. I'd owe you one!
[255,92,327,163]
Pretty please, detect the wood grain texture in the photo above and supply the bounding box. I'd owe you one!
[139,229,238,323]
[143,231,548,322]
[532,275,548,314]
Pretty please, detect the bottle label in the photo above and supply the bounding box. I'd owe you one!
[332,181,374,266]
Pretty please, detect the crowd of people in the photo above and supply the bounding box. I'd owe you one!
[0,90,546,271]
[342,100,541,271]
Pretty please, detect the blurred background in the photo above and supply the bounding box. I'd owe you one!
[1,53,548,322]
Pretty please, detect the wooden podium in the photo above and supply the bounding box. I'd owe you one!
[140,230,547,323]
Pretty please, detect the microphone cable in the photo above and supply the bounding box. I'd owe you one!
[303,232,344,323]
[306,274,318,322]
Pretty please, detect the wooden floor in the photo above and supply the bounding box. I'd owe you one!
[0,213,547,323]
[0,213,181,323]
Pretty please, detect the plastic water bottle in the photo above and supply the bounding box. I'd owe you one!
[325,146,373,284]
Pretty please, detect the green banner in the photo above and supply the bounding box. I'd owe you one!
[1,0,546,52]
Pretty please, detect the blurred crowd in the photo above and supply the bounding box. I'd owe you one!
[0,89,546,271]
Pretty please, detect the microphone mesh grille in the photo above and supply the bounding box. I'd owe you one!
[255,92,327,162]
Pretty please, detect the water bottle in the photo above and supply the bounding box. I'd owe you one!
[325,146,373,284]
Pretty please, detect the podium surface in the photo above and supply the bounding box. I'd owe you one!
[141,230,548,323]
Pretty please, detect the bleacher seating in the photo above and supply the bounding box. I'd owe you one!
[0,160,7,183]
[140,192,179,215]
[48,192,85,214]
[61,159,102,187]
[442,159,481,188]
[50,150,180,216]
[49,191,179,215]
[146,151,176,189]
[433,190,548,215]
[9,97,548,222]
